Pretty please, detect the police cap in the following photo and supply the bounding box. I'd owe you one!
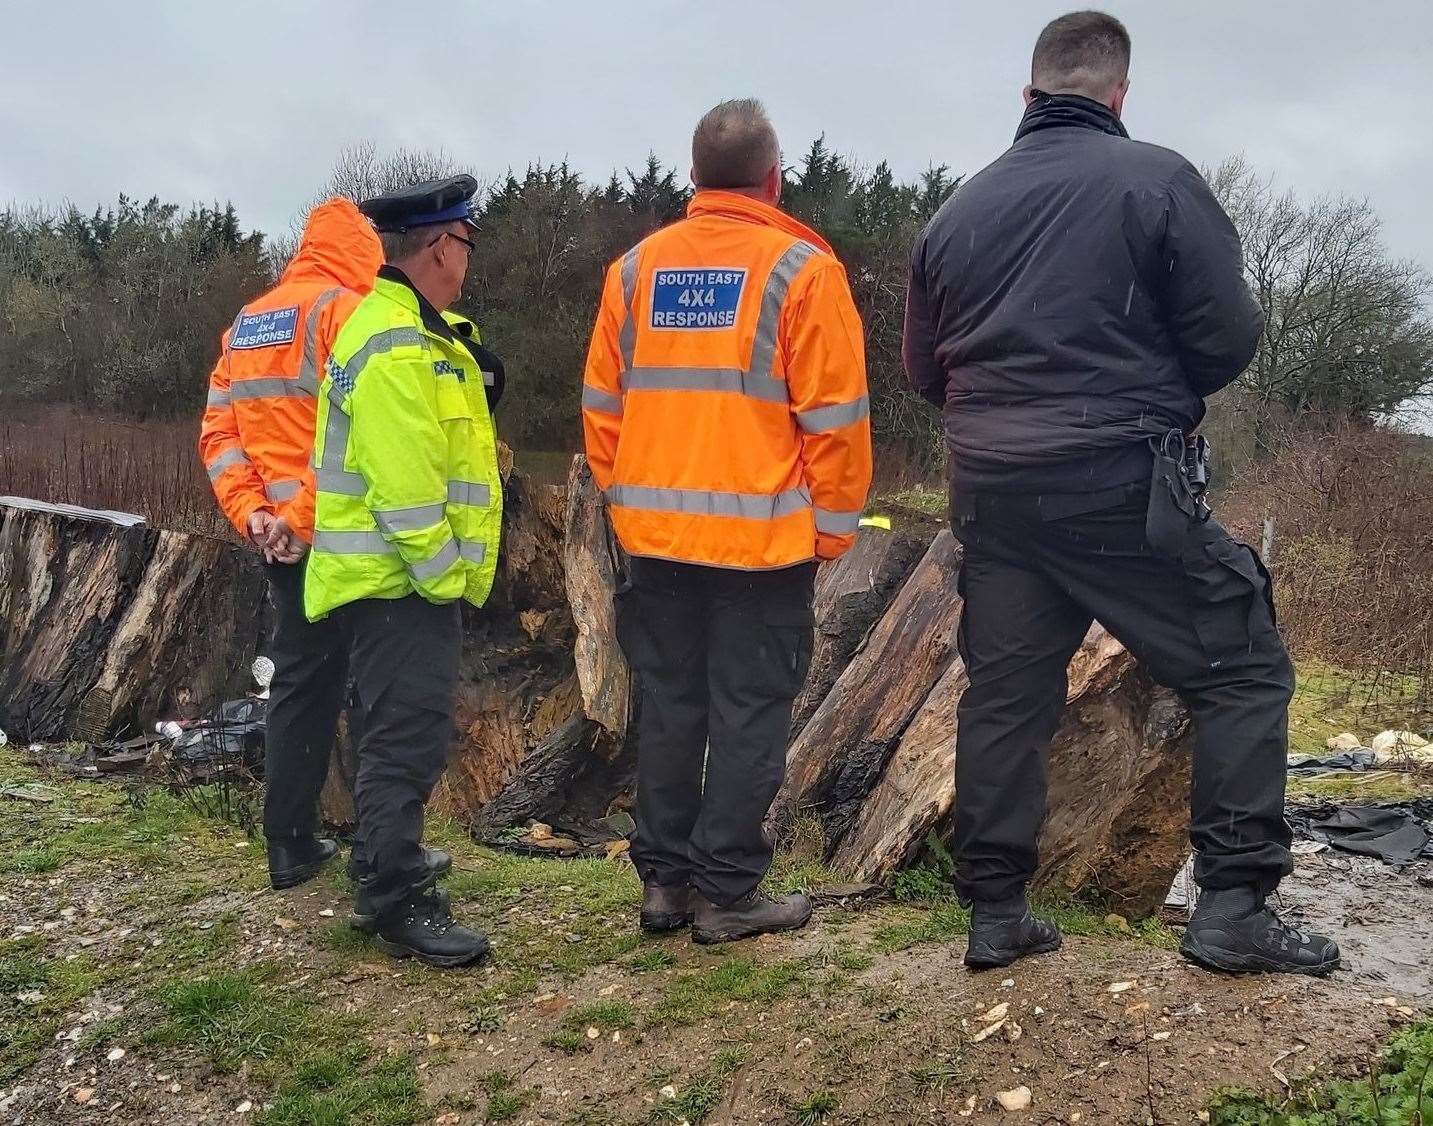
[359,175,480,233]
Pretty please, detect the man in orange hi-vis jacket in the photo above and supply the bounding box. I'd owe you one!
[582,98,873,945]
[199,197,382,893]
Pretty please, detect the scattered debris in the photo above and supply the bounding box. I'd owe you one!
[105,1048,125,1062]
[1108,981,1136,994]
[71,1088,95,1104]
[996,1086,1032,1111]
[1,782,60,803]
[1287,749,1377,774]
[1287,803,1432,865]
[979,1002,1010,1023]
[1370,729,1431,763]
[1326,732,1363,752]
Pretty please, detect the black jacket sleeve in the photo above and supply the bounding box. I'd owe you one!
[902,234,948,409]
[1157,163,1265,398]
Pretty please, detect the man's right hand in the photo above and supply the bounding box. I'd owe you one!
[264,516,308,565]
[247,511,277,553]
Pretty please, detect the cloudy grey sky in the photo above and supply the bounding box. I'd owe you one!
[3,0,1430,273]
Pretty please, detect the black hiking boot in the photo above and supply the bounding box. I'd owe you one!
[964,896,1063,969]
[373,887,490,969]
[1180,886,1339,976]
[267,835,339,891]
[347,845,452,884]
[640,882,695,933]
[692,889,812,945]
[349,849,454,933]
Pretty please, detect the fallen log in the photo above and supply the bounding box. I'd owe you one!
[769,530,964,843]
[790,509,940,736]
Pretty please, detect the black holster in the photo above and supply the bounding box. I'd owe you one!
[1146,430,1212,557]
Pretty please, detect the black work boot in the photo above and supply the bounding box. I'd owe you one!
[347,845,452,884]
[692,889,812,945]
[964,895,1063,969]
[267,835,339,890]
[373,886,490,968]
[640,882,695,933]
[349,849,454,932]
[1180,886,1339,976]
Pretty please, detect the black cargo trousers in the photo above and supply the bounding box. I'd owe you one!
[261,561,351,841]
[949,480,1296,903]
[616,557,816,906]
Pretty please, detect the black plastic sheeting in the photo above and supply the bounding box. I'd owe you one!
[1287,749,1377,774]
[1287,801,1433,866]
[170,696,266,771]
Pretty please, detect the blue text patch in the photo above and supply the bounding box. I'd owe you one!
[230,305,299,350]
[650,268,746,330]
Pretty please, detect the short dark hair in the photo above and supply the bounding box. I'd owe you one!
[691,98,780,191]
[1031,10,1131,99]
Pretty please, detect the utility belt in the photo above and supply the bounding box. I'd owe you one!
[1145,425,1212,557]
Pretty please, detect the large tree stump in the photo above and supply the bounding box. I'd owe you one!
[0,500,264,742]
[831,623,1195,915]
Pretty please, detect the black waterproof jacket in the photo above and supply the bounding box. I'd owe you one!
[903,95,1263,492]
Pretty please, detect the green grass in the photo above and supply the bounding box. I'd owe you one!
[792,1089,840,1125]
[629,947,678,973]
[1208,1020,1433,1125]
[479,1071,533,1123]
[1286,661,1429,762]
[650,956,814,1026]
[256,1051,426,1126]
[872,904,970,952]
[877,485,947,517]
[0,937,105,1082]
[148,970,312,1072]
[650,1047,750,1124]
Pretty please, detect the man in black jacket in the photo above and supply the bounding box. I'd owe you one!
[903,10,1338,976]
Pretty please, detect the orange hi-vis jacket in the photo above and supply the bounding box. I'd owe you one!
[198,198,382,542]
[582,191,873,569]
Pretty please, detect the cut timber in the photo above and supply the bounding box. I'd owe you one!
[0,502,264,742]
[562,456,629,738]
[465,457,635,835]
[790,510,940,736]
[832,623,1194,917]
[770,530,963,846]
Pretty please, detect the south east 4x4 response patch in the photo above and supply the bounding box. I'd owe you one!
[650,268,746,330]
[229,305,299,350]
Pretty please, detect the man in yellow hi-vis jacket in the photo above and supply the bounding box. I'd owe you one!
[308,175,504,968]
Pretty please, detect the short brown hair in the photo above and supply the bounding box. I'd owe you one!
[1031,11,1131,99]
[691,98,780,190]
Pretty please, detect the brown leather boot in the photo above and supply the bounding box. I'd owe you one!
[692,889,812,945]
[640,882,695,932]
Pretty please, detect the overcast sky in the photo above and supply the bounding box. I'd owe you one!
[5,0,1430,274]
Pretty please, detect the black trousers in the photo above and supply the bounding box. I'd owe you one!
[340,595,461,919]
[616,557,815,906]
[261,561,351,841]
[950,484,1295,903]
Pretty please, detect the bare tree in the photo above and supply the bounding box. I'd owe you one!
[1209,155,1433,429]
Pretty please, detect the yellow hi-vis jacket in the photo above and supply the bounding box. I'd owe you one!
[304,266,502,621]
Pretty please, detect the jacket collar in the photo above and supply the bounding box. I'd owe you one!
[686,190,833,254]
[375,265,454,341]
[1014,93,1130,144]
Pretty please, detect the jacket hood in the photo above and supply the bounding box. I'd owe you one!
[280,197,383,292]
[687,191,834,255]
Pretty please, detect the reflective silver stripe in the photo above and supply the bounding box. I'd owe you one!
[750,241,819,378]
[230,376,311,401]
[459,539,487,564]
[313,530,394,554]
[205,448,250,480]
[482,368,496,388]
[345,327,426,384]
[373,501,446,534]
[796,395,870,434]
[407,537,460,581]
[264,479,301,503]
[448,480,491,507]
[206,387,231,408]
[618,247,639,371]
[605,483,810,520]
[622,367,787,403]
[299,287,345,393]
[314,402,368,495]
[814,507,862,535]
[582,384,623,415]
